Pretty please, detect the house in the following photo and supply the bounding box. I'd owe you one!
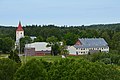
[68,38,109,55]
[24,42,51,56]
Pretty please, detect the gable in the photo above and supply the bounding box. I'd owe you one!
[75,40,82,45]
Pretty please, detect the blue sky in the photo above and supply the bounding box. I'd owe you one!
[0,0,120,26]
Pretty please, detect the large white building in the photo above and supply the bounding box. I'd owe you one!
[68,38,109,55]
[24,42,51,56]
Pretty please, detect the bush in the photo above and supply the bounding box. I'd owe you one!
[86,52,120,65]
[14,59,48,80]
[13,58,120,80]
[99,58,111,64]
[0,58,19,80]
[8,50,21,63]
[48,59,120,80]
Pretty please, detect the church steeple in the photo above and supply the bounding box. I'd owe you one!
[16,21,24,44]
[16,21,24,31]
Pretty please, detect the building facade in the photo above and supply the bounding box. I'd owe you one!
[24,42,51,56]
[68,38,109,55]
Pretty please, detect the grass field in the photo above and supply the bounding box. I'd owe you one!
[0,53,84,63]
[0,54,9,59]
[20,55,84,63]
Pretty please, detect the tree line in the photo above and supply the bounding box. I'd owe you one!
[0,23,120,54]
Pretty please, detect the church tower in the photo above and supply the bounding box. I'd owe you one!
[16,21,24,45]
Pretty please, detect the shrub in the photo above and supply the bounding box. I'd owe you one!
[48,58,120,80]
[86,52,120,65]
[14,59,47,80]
[0,58,19,80]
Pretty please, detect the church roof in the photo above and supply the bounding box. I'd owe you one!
[16,21,24,31]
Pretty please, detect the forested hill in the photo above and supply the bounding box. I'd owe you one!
[0,23,120,51]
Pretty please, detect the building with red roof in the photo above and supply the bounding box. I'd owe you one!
[16,21,24,46]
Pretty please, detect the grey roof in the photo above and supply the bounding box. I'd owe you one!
[74,38,108,48]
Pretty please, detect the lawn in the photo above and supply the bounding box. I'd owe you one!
[0,53,84,63]
[0,54,9,59]
[20,55,83,63]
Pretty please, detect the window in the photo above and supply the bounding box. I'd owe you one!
[81,48,85,50]
[76,52,78,55]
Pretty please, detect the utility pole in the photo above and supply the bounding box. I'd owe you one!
[24,40,28,64]
[19,41,20,56]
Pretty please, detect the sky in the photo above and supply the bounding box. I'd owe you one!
[0,0,120,26]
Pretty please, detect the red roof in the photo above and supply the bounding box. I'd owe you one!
[16,21,24,31]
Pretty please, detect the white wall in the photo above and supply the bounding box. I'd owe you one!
[76,48,89,55]
[67,46,109,55]
[67,46,76,55]
[25,42,51,51]
[16,31,24,42]
[101,47,109,52]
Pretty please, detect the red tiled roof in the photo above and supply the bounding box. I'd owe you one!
[16,21,24,31]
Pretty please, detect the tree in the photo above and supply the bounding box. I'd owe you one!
[0,38,3,53]
[8,50,21,63]
[64,32,78,45]
[14,59,47,80]
[0,58,19,80]
[112,32,120,52]
[46,36,58,45]
[20,36,32,53]
[86,52,120,65]
[52,43,61,56]
[0,37,14,53]
[46,36,60,56]
[48,59,120,80]
[34,35,44,42]
[101,32,110,43]
[60,40,69,56]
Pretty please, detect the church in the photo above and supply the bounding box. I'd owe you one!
[15,21,24,48]
[15,22,51,56]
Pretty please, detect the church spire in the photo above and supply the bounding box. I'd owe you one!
[16,21,24,31]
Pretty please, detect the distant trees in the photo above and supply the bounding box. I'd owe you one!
[112,32,120,52]
[34,35,44,42]
[64,32,78,45]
